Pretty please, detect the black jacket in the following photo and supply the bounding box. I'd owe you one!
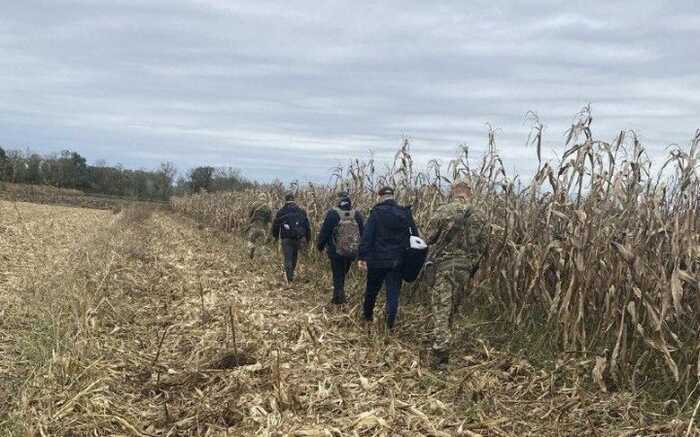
[317,204,365,258]
[359,199,418,269]
[272,202,311,241]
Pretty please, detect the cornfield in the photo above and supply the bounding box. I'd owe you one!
[173,107,700,398]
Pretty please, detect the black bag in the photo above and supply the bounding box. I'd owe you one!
[400,207,428,282]
[402,234,428,282]
[282,211,306,240]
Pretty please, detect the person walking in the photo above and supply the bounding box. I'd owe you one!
[358,186,418,330]
[272,192,311,283]
[317,192,364,305]
[424,179,488,370]
[245,193,272,259]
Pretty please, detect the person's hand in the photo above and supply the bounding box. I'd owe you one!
[358,260,367,271]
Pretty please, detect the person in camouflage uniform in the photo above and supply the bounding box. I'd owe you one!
[425,179,488,369]
[246,193,272,259]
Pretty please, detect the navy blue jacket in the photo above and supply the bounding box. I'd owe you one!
[272,202,311,241]
[359,199,419,269]
[317,204,365,258]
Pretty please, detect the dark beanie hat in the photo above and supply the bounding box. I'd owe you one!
[378,186,395,196]
[284,192,295,202]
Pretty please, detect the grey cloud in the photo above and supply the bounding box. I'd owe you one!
[0,0,698,183]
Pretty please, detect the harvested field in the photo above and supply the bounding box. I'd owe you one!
[0,182,167,210]
[0,200,696,435]
[0,200,111,291]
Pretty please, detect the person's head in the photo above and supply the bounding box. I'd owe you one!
[284,192,295,202]
[337,191,351,208]
[451,178,473,201]
[378,186,395,202]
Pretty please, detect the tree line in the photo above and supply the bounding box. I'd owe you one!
[0,146,253,201]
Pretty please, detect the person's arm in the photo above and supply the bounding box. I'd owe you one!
[466,212,489,276]
[303,210,311,242]
[426,207,452,245]
[355,210,365,236]
[317,210,335,251]
[271,209,282,241]
[358,210,376,262]
[426,208,446,245]
[427,226,443,245]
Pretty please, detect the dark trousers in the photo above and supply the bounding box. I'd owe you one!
[281,239,301,281]
[363,266,403,329]
[330,257,353,304]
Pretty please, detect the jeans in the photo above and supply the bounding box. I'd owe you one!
[330,257,353,304]
[362,266,403,329]
[281,238,301,282]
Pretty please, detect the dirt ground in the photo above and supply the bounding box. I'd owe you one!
[0,201,694,436]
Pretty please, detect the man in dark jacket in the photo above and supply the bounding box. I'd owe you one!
[358,186,418,329]
[317,192,365,305]
[272,192,311,283]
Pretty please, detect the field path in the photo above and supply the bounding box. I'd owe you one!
[119,212,679,436]
[1,204,689,436]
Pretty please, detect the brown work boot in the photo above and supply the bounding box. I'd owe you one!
[431,349,449,370]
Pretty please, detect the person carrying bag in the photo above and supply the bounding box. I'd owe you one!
[358,186,420,330]
[317,192,365,305]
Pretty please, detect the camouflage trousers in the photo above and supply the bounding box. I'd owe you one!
[245,224,268,255]
[430,266,468,352]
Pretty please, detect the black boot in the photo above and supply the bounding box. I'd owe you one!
[431,349,449,370]
[332,289,346,305]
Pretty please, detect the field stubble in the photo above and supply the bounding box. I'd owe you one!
[0,199,696,435]
[0,182,167,211]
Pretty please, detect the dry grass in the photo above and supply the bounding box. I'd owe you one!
[1,198,697,435]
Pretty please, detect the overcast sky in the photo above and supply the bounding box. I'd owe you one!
[1,1,698,182]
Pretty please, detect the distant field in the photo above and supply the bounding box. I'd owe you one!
[0,182,167,210]
[0,200,110,293]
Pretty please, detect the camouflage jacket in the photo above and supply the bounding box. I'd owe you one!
[248,200,272,226]
[426,201,488,273]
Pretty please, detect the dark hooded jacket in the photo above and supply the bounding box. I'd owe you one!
[317,198,365,258]
[359,199,418,269]
[272,202,311,241]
